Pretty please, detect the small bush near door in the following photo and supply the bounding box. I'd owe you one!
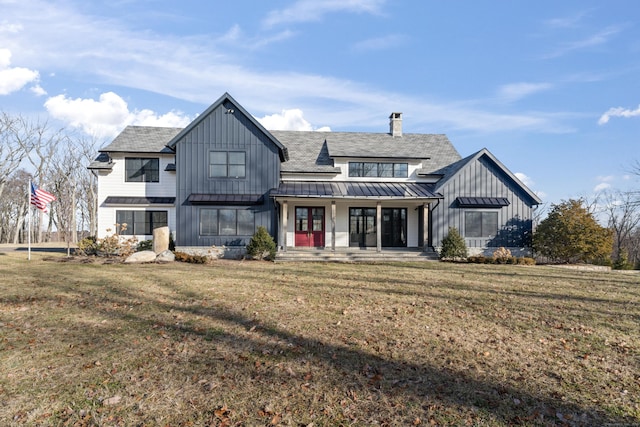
[439,227,468,261]
[246,226,277,261]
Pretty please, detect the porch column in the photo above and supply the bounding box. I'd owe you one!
[422,203,430,251]
[282,200,288,252]
[331,201,336,252]
[376,201,382,252]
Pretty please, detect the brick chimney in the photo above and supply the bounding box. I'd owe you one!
[389,112,402,137]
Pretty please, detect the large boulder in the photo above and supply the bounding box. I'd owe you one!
[156,250,175,263]
[124,250,157,264]
[153,226,170,254]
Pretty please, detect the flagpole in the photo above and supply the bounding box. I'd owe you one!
[27,179,31,261]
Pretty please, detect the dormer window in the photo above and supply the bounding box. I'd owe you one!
[349,162,408,178]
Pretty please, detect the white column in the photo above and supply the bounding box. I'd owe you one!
[282,200,288,252]
[376,201,382,252]
[331,201,336,252]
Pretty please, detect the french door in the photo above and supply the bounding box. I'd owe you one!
[349,207,407,247]
[295,207,325,247]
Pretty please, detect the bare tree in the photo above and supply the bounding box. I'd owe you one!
[602,190,640,267]
[0,170,31,243]
[0,113,34,204]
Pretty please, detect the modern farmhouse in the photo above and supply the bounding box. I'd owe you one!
[89,92,541,258]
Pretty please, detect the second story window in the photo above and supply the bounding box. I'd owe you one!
[349,162,408,178]
[125,158,159,182]
[210,151,246,178]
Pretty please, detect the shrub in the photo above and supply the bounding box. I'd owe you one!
[439,227,467,261]
[492,247,512,264]
[533,199,613,264]
[76,224,138,258]
[76,236,99,256]
[246,226,277,261]
[517,257,536,265]
[137,240,153,252]
[174,251,208,264]
[467,255,486,264]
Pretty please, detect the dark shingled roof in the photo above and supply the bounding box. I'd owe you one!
[93,125,463,178]
[88,152,113,170]
[270,130,461,174]
[99,126,182,154]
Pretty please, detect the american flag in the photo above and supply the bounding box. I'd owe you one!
[30,183,56,213]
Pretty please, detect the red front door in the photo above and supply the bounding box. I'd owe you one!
[295,207,325,247]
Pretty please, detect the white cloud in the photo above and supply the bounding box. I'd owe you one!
[352,34,407,52]
[497,82,552,102]
[258,109,331,131]
[30,84,46,96]
[0,20,22,33]
[598,104,640,125]
[263,0,386,27]
[593,182,611,192]
[44,92,192,139]
[544,10,591,29]
[542,26,622,59]
[0,0,573,135]
[595,175,615,183]
[0,48,40,95]
[514,172,535,188]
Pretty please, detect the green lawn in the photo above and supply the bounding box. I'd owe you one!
[1,250,638,426]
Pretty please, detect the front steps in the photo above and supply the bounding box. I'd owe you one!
[275,248,439,262]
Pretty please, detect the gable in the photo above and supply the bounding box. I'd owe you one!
[435,148,541,206]
[167,92,288,161]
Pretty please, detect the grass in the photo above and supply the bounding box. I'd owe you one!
[0,250,639,426]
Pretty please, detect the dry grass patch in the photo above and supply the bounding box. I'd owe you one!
[0,251,639,426]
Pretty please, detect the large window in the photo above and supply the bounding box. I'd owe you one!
[200,208,255,236]
[116,210,167,235]
[125,158,159,182]
[349,162,408,178]
[209,151,246,178]
[465,211,498,238]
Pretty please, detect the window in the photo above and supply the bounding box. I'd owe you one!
[209,151,246,178]
[200,208,255,236]
[348,162,408,178]
[465,212,498,238]
[125,158,159,182]
[116,210,167,235]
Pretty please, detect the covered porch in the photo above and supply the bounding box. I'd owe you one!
[271,181,442,253]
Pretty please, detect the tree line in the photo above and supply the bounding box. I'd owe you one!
[0,112,99,244]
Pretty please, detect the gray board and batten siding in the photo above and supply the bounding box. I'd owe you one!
[431,149,542,252]
[168,95,284,248]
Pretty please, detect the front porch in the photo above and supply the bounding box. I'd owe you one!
[275,247,439,262]
[272,181,443,254]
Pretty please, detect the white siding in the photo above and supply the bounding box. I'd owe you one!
[96,153,176,239]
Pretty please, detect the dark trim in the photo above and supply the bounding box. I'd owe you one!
[456,197,510,208]
[165,163,176,171]
[104,196,175,205]
[188,194,264,205]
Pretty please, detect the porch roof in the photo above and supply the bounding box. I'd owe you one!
[103,196,175,205]
[272,181,442,200]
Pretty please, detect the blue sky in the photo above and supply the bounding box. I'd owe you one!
[1,0,639,208]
